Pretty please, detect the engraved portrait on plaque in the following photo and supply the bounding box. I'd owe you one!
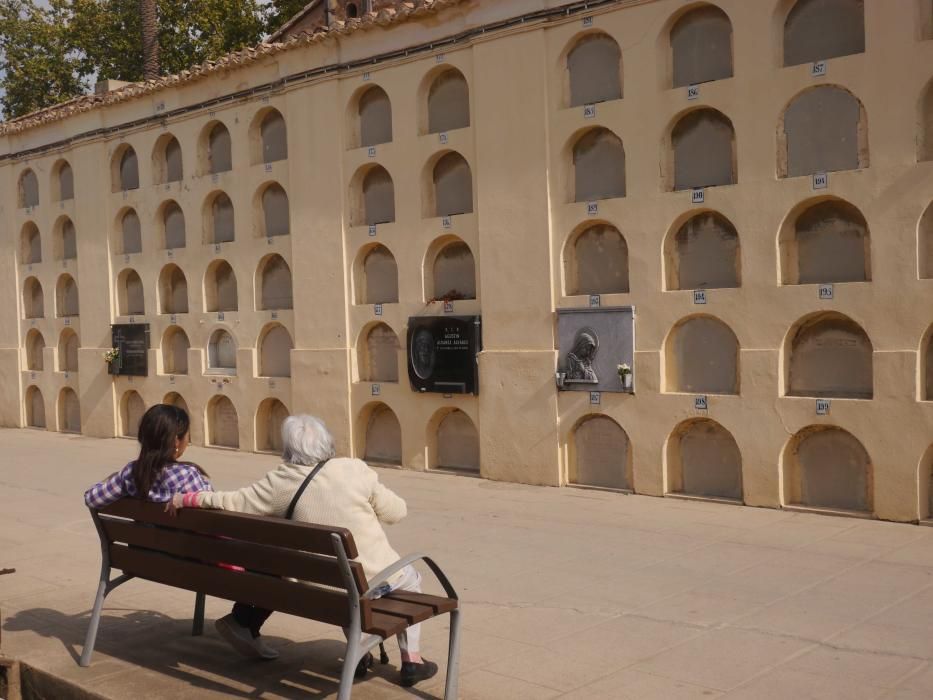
[566,328,599,384]
[411,328,437,380]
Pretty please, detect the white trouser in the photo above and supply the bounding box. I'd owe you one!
[374,565,423,654]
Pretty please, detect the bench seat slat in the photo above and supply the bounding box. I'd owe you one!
[363,611,410,639]
[369,598,436,625]
[381,592,458,615]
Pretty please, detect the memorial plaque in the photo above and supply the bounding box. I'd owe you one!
[557,307,635,394]
[407,315,481,395]
[110,323,150,376]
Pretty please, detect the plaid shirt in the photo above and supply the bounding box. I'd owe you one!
[84,461,213,508]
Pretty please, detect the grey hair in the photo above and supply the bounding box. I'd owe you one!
[281,414,336,466]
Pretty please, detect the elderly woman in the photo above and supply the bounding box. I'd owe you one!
[170,414,437,688]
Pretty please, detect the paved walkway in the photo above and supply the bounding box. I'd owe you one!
[2,429,933,698]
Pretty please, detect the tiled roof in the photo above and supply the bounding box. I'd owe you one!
[0,0,464,137]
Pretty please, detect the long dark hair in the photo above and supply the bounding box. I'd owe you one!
[133,404,207,497]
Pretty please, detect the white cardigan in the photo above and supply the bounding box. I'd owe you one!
[196,458,407,584]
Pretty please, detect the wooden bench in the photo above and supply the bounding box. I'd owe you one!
[80,500,460,699]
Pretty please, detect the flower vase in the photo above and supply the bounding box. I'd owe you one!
[623,373,633,390]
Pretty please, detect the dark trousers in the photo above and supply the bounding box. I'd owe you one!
[232,602,273,638]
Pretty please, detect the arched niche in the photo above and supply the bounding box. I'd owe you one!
[920,444,933,521]
[566,32,623,107]
[570,415,632,490]
[430,238,476,301]
[921,79,933,162]
[427,68,470,134]
[19,168,39,208]
[257,398,289,452]
[257,254,293,310]
[670,5,733,88]
[260,183,290,237]
[670,108,736,191]
[25,386,45,428]
[53,160,74,201]
[204,260,238,312]
[784,425,872,512]
[779,198,870,285]
[56,274,79,317]
[121,390,146,437]
[357,166,395,226]
[59,329,79,373]
[572,127,626,202]
[58,388,81,433]
[358,85,393,148]
[162,326,190,375]
[158,264,188,314]
[667,418,742,501]
[665,315,740,395]
[665,211,740,290]
[161,201,186,250]
[163,391,189,416]
[921,202,933,279]
[119,208,142,255]
[362,403,402,465]
[356,245,398,305]
[207,328,237,373]
[118,269,145,316]
[25,329,45,371]
[564,223,629,296]
[23,277,44,319]
[431,152,473,217]
[153,134,183,184]
[259,324,293,378]
[258,109,288,164]
[205,122,232,174]
[55,217,77,261]
[787,312,872,398]
[21,222,41,264]
[359,323,399,383]
[207,395,239,448]
[206,191,235,244]
[783,0,865,67]
[113,145,139,192]
[433,409,479,472]
[924,325,933,401]
[780,86,867,178]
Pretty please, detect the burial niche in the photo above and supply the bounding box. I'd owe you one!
[567,33,623,107]
[571,415,631,490]
[782,87,864,177]
[925,326,933,401]
[162,201,186,249]
[205,260,238,312]
[782,199,870,284]
[261,184,290,237]
[208,192,235,243]
[922,203,933,279]
[19,169,39,208]
[26,329,45,371]
[671,109,736,190]
[670,5,733,88]
[259,324,293,378]
[162,136,184,183]
[668,419,742,501]
[56,274,79,317]
[208,329,237,372]
[59,388,81,433]
[26,386,45,428]
[358,86,393,147]
[364,404,402,465]
[21,222,41,264]
[207,123,232,174]
[23,277,44,319]
[361,166,395,226]
[435,409,479,472]
[783,0,865,67]
[158,265,188,314]
[121,390,145,437]
[427,69,470,134]
[667,212,740,290]
[787,313,872,398]
[257,398,289,452]
[59,329,79,372]
[360,323,399,382]
[56,161,74,201]
[260,109,287,163]
[208,395,239,448]
[163,392,189,415]
[258,255,293,310]
[119,269,145,316]
[573,128,626,202]
[162,326,190,375]
[921,79,933,162]
[566,224,629,296]
[116,146,139,191]
[358,245,398,305]
[433,240,476,301]
[433,152,473,217]
[58,218,77,260]
[120,209,142,255]
[666,316,739,394]
[786,426,871,512]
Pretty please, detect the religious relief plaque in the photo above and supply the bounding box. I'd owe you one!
[110,323,150,376]
[557,307,634,394]
[407,316,481,395]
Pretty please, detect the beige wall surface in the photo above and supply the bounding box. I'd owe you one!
[3,0,933,522]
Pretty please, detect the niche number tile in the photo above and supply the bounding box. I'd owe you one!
[264,163,273,173]
[691,188,705,204]
[589,294,601,308]
[586,201,598,216]
[583,104,596,119]
[694,395,709,411]
[168,375,175,384]
[367,146,376,158]
[371,384,381,396]
[439,132,449,145]
[167,249,174,259]
[812,172,828,190]
[63,318,71,326]
[374,303,383,316]
[214,244,222,254]
[811,61,827,77]
[435,54,446,64]
[271,311,279,320]
[268,379,277,389]
[816,399,831,416]
[582,16,593,27]
[687,84,700,100]
[442,216,452,229]
[693,290,708,305]
[170,314,177,324]
[443,301,454,313]
[217,312,225,321]
[362,72,371,81]
[818,283,834,300]
[590,391,601,405]
[368,224,377,237]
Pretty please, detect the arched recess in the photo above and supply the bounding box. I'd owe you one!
[356,85,393,148]
[923,325,933,401]
[920,79,933,162]
[669,5,733,88]
[59,328,79,372]
[53,160,74,201]
[259,323,293,378]
[158,264,188,314]
[207,395,239,448]
[572,127,626,202]
[667,418,742,501]
[353,165,395,226]
[113,145,139,192]
[58,388,81,433]
[203,122,232,174]
[117,269,145,316]
[779,198,870,285]
[355,245,398,305]
[207,328,237,373]
[782,0,865,67]
[56,274,79,317]
[783,425,872,512]
[570,414,632,489]
[204,260,238,312]
[161,200,186,249]
[23,277,44,319]
[664,211,740,290]
[25,329,45,371]
[427,237,477,301]
[361,402,402,466]
[669,108,736,191]
[430,152,473,217]
[163,391,189,416]
[55,217,77,261]
[25,386,45,428]
[786,312,873,398]
[920,444,933,521]
[427,68,470,134]
[162,326,190,375]
[565,32,623,107]
[153,134,184,184]
[256,398,289,452]
[118,208,142,255]
[257,254,293,310]
[254,108,287,164]
[21,222,41,264]
[431,408,479,472]
[258,183,290,237]
[665,315,740,394]
[563,223,629,296]
[921,202,933,279]
[121,390,146,437]
[19,168,39,208]
[359,322,399,383]
[779,86,868,178]
[205,191,235,244]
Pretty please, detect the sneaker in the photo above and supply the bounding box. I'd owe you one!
[400,659,439,687]
[354,651,373,679]
[214,614,279,660]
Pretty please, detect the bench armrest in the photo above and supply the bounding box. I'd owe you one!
[362,553,458,601]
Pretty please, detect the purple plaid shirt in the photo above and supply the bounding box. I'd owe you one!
[84,462,213,508]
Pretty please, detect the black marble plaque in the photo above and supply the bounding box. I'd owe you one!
[110,324,150,376]
[407,316,481,395]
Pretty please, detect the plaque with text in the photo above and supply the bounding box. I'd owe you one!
[407,316,481,395]
[110,323,150,376]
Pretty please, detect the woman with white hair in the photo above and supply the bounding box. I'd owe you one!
[169,414,437,688]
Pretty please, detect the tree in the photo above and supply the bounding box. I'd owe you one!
[264,0,312,35]
[139,0,159,80]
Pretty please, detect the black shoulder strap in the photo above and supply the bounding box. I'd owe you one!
[285,460,328,520]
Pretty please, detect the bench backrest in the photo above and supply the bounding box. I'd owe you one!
[94,500,368,628]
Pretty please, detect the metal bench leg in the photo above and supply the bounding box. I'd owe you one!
[79,579,108,667]
[192,592,205,636]
[443,609,462,700]
[337,630,362,700]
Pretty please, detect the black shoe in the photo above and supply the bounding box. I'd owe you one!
[400,659,439,687]
[355,652,373,680]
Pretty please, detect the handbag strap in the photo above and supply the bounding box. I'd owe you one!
[285,460,328,520]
